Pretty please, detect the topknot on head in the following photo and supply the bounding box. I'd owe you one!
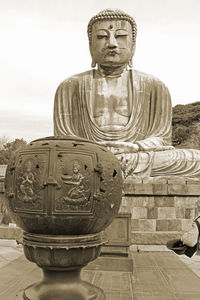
[87,9,137,44]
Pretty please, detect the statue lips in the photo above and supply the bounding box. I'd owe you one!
[105,50,120,57]
[107,50,119,56]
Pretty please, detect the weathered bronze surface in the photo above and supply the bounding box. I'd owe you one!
[5,136,122,235]
[54,9,200,179]
[17,232,105,299]
[4,135,122,299]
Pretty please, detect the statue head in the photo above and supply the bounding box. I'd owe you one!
[87,9,137,69]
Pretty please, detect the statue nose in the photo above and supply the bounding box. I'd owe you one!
[108,44,117,49]
[108,35,117,48]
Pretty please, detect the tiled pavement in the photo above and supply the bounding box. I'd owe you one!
[0,240,200,299]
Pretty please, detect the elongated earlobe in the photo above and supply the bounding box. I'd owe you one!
[128,59,133,69]
[91,59,96,68]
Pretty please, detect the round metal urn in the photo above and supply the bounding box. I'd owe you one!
[5,136,123,300]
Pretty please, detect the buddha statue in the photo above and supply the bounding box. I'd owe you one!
[54,9,200,179]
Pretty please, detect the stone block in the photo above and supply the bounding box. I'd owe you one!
[154,196,174,207]
[131,231,182,245]
[186,184,200,195]
[139,219,156,232]
[131,219,140,231]
[131,207,147,219]
[167,178,187,185]
[175,207,185,218]
[147,207,158,219]
[186,179,200,185]
[143,197,155,208]
[158,207,175,219]
[124,183,153,195]
[174,197,197,208]
[125,196,145,207]
[168,184,188,195]
[124,177,143,184]
[137,245,170,251]
[128,196,154,208]
[185,208,195,219]
[0,225,22,240]
[152,184,168,195]
[142,177,167,184]
[120,196,155,213]
[168,219,182,231]
[156,220,168,231]
[168,184,200,195]
[181,219,193,231]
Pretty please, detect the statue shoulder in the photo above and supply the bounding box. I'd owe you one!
[133,69,169,92]
[57,70,93,90]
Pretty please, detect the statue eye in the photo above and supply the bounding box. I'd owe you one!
[115,30,128,38]
[115,34,128,38]
[96,35,108,39]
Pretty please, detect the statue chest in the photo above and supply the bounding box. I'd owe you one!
[91,74,131,131]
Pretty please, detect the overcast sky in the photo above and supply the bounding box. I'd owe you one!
[1,0,200,142]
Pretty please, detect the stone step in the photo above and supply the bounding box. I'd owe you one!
[0,225,22,240]
[131,231,181,245]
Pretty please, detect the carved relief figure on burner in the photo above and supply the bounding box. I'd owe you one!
[20,160,34,202]
[61,160,90,204]
[15,157,43,211]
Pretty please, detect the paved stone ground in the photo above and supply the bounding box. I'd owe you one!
[0,240,200,299]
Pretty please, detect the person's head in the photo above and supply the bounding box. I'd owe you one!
[25,160,32,172]
[87,9,137,69]
[73,161,81,174]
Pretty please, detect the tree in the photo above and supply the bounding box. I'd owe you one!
[0,136,10,150]
[172,101,200,148]
[0,138,27,165]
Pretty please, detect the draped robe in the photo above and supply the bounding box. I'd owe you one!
[54,69,200,179]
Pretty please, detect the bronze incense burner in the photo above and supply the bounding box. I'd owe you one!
[5,136,122,299]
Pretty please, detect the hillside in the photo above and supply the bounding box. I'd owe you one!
[172,101,200,149]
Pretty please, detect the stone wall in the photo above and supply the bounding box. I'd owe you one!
[120,177,200,245]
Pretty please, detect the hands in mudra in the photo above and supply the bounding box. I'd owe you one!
[98,141,174,154]
[98,141,139,154]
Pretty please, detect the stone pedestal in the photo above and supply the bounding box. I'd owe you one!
[101,213,131,256]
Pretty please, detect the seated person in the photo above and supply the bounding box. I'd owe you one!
[181,217,200,247]
[54,9,200,179]
[167,216,200,257]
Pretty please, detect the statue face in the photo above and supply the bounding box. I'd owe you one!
[90,20,134,67]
